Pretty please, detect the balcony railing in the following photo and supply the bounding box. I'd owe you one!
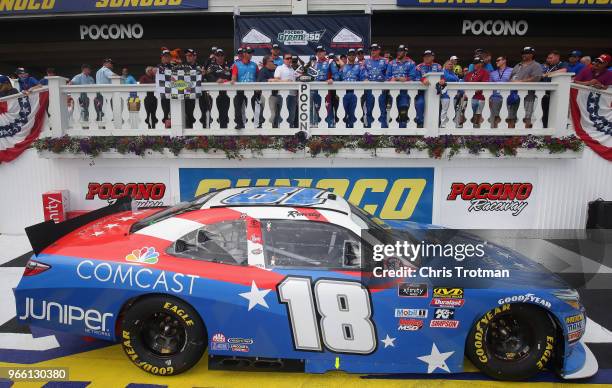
[33,72,574,138]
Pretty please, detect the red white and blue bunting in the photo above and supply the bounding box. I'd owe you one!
[570,88,612,161]
[0,91,48,163]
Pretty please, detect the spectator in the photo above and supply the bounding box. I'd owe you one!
[438,60,461,128]
[120,68,137,85]
[40,68,56,86]
[256,55,279,127]
[567,50,585,75]
[489,56,513,128]
[205,48,232,128]
[15,68,39,91]
[386,44,416,128]
[184,48,203,129]
[574,54,612,89]
[0,75,19,98]
[231,46,258,129]
[415,50,443,128]
[272,52,298,127]
[541,50,568,127]
[270,44,283,66]
[69,64,96,123]
[138,66,158,128]
[203,46,217,69]
[468,50,494,72]
[464,57,490,128]
[357,48,366,66]
[158,49,173,127]
[95,58,116,122]
[449,56,463,78]
[508,46,543,128]
[339,48,364,128]
[581,56,592,68]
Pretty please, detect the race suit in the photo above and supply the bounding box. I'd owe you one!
[339,62,364,128]
[415,62,443,126]
[362,57,388,127]
[386,58,416,128]
[311,59,334,127]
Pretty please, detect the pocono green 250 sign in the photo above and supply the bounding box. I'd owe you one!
[179,168,434,223]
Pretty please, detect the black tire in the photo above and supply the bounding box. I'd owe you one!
[466,303,556,381]
[120,295,207,376]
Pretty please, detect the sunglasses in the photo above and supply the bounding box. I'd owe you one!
[284,57,292,60]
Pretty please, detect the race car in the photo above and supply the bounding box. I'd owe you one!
[15,186,597,381]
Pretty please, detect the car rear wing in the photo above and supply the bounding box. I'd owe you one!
[25,197,133,255]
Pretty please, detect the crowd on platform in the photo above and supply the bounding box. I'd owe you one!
[2,44,611,130]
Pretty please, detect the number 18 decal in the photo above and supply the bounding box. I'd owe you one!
[277,277,377,354]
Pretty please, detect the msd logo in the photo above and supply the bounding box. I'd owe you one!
[447,182,532,216]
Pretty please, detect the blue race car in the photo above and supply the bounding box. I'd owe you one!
[15,187,597,381]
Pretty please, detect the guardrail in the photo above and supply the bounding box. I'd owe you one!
[33,72,576,138]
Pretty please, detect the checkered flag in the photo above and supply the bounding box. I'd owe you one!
[155,69,202,99]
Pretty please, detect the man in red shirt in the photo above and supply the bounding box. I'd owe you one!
[574,54,612,90]
[464,57,490,128]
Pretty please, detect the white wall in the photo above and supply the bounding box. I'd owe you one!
[1,148,610,234]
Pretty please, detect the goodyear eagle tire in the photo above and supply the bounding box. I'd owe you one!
[466,303,556,381]
[120,295,206,376]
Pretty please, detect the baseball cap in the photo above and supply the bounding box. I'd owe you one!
[245,46,254,54]
[15,67,26,74]
[450,55,458,61]
[237,47,244,54]
[569,50,582,57]
[522,46,535,54]
[370,43,381,50]
[327,53,335,59]
[423,50,435,56]
[397,44,406,52]
[103,58,113,64]
[210,46,218,52]
[316,45,326,52]
[594,54,612,64]
[0,74,10,84]
[185,48,197,55]
[161,49,171,56]
[215,48,225,55]
[472,56,484,64]
[474,48,484,54]
[272,43,280,49]
[348,48,356,54]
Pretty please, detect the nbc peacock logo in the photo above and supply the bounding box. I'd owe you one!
[125,247,159,264]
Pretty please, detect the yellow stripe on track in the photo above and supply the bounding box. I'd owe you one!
[0,345,599,388]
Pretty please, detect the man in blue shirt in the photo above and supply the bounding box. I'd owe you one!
[16,68,39,91]
[94,59,116,121]
[69,64,96,123]
[270,44,283,67]
[231,46,258,129]
[362,43,388,127]
[488,56,512,128]
[311,46,334,127]
[567,50,585,76]
[339,48,364,128]
[415,50,443,127]
[39,68,56,86]
[467,50,494,73]
[386,45,416,128]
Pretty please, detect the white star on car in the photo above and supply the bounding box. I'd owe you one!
[104,223,119,229]
[118,216,135,222]
[381,334,396,348]
[417,343,455,373]
[91,231,104,237]
[239,281,270,311]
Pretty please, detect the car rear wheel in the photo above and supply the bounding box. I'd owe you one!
[466,303,556,381]
[120,295,206,376]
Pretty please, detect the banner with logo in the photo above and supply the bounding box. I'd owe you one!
[570,88,612,161]
[179,167,433,223]
[234,14,371,57]
[396,0,611,10]
[0,0,208,16]
[77,167,173,210]
[0,91,48,164]
[440,168,538,229]
[155,69,202,100]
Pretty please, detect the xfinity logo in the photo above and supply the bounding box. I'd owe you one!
[80,24,144,40]
[462,20,528,36]
[19,298,113,335]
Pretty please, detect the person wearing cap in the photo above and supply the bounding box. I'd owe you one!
[357,48,366,66]
[157,48,174,126]
[183,49,206,129]
[15,68,39,92]
[94,58,117,122]
[231,46,258,129]
[574,54,612,90]
[270,53,298,127]
[339,48,365,128]
[68,64,96,124]
[205,48,232,128]
[203,46,218,69]
[386,45,417,128]
[0,75,19,98]
[464,57,490,128]
[270,44,283,67]
[449,56,463,78]
[468,50,494,73]
[568,50,586,75]
[311,45,335,127]
[438,60,462,128]
[489,56,513,128]
[362,43,388,128]
[414,50,442,127]
[507,46,543,128]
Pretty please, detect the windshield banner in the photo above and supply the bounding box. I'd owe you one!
[178,167,434,223]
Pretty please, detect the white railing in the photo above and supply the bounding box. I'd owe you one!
[38,73,575,138]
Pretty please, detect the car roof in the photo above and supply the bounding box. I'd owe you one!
[200,187,352,215]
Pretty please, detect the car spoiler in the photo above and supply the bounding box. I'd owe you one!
[25,197,133,255]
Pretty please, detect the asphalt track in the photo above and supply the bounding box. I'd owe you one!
[0,234,611,388]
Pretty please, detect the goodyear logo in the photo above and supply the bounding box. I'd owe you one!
[178,168,434,222]
[432,288,464,299]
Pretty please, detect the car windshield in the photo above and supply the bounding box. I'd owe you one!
[130,191,217,234]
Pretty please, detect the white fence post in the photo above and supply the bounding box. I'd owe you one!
[423,72,442,137]
[549,73,573,136]
[170,99,185,137]
[46,76,68,138]
[110,76,122,129]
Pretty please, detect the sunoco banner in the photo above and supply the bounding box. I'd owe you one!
[178,167,433,223]
[234,14,371,56]
[396,0,611,9]
[0,0,208,16]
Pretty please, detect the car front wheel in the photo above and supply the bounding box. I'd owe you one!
[466,303,556,381]
[120,295,206,376]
